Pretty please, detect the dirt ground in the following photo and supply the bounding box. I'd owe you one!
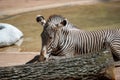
[0,0,74,11]
[0,52,39,67]
[0,0,76,10]
[114,67,120,80]
[0,0,98,17]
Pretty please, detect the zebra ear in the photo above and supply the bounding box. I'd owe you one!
[60,19,67,26]
[36,15,46,26]
[54,19,68,30]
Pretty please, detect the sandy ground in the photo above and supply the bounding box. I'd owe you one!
[0,0,98,18]
[0,52,39,67]
[114,67,120,80]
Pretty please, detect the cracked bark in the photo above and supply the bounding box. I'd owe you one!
[0,50,115,80]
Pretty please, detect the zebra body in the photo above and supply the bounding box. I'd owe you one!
[36,14,120,61]
[49,28,120,59]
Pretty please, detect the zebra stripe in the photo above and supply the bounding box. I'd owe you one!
[36,14,120,61]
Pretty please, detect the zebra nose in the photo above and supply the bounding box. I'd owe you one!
[39,56,46,62]
[43,57,46,61]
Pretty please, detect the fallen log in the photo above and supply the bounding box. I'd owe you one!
[0,49,115,80]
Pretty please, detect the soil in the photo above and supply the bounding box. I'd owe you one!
[0,52,39,67]
[114,67,120,80]
[0,0,98,17]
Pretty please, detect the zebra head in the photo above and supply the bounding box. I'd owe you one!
[36,14,68,61]
[36,14,68,29]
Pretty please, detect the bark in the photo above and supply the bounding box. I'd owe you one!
[0,50,115,80]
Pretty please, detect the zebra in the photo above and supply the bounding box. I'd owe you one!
[36,14,120,62]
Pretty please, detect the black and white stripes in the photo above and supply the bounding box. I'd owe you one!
[36,14,120,61]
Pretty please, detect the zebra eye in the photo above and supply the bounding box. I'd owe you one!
[55,24,58,27]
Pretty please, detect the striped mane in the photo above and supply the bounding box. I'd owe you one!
[48,14,77,29]
[48,15,65,21]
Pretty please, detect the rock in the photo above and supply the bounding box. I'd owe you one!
[0,23,23,47]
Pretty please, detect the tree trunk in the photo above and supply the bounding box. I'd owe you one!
[0,50,115,80]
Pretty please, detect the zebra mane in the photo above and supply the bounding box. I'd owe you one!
[47,14,65,25]
[48,14,65,21]
[47,14,77,29]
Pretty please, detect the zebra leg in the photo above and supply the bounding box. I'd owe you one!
[110,41,120,61]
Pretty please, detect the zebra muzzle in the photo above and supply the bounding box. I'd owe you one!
[39,50,47,62]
